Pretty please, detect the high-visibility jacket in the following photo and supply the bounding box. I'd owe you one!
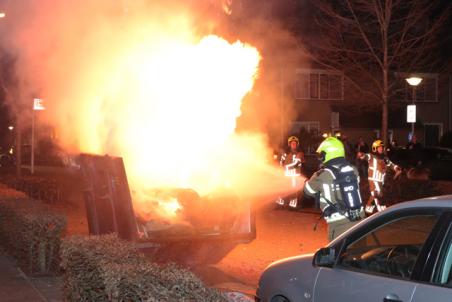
[280,150,305,176]
[360,153,399,183]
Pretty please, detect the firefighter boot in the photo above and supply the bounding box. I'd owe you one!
[288,197,298,209]
[275,197,286,209]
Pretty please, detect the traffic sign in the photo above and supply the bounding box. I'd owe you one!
[407,105,416,123]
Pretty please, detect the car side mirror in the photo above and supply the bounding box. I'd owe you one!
[313,247,336,267]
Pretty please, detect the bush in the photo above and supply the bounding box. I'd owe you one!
[1,175,62,204]
[61,234,140,301]
[0,193,67,274]
[61,234,227,302]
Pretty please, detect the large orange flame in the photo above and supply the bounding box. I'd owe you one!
[69,33,261,192]
[3,1,301,220]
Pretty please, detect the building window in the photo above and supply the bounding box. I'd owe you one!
[394,73,438,103]
[295,69,343,100]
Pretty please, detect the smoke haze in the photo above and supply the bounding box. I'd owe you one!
[0,0,308,203]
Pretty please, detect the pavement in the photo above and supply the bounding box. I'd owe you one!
[0,251,63,302]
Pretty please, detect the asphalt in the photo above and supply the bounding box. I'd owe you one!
[0,251,63,302]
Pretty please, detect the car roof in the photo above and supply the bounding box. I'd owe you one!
[329,195,452,245]
[387,195,452,210]
[363,195,452,225]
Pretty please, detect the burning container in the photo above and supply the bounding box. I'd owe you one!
[79,153,255,263]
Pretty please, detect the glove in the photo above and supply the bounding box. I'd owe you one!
[348,209,362,221]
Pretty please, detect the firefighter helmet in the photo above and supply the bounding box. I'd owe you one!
[316,137,345,163]
[372,140,384,152]
[287,136,299,146]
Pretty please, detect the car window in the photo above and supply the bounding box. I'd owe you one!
[432,224,452,287]
[338,215,439,280]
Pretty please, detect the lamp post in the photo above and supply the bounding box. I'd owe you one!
[8,126,14,154]
[405,76,423,137]
[31,98,45,174]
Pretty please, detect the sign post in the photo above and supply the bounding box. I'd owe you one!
[407,104,416,136]
[31,98,45,174]
[405,77,422,138]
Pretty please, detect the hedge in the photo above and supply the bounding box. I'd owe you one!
[0,188,67,274]
[1,175,62,204]
[61,234,227,302]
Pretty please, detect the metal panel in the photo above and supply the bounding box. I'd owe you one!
[79,154,138,241]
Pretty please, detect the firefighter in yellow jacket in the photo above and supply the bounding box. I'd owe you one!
[276,136,305,209]
[358,139,402,215]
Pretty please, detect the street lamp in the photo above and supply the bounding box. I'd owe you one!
[0,12,5,18]
[405,76,423,137]
[31,98,45,174]
[7,126,14,154]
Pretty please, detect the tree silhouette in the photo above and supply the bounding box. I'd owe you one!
[301,0,450,148]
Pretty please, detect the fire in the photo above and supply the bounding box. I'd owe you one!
[120,34,261,196]
[3,1,301,222]
[67,27,262,216]
[163,198,183,217]
[123,35,261,216]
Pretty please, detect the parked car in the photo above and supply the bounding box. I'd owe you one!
[256,196,452,302]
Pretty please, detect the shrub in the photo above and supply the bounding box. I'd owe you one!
[61,234,226,302]
[0,194,67,274]
[1,175,62,204]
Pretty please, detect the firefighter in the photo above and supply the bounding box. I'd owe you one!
[276,136,305,209]
[303,137,364,241]
[280,136,305,175]
[357,139,402,215]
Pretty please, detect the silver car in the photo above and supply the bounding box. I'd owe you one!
[256,196,452,302]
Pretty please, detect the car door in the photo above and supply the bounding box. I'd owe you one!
[411,212,452,302]
[313,209,442,302]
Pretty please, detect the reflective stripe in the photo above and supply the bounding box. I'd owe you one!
[366,155,387,182]
[323,183,331,201]
[291,176,297,187]
[347,192,355,207]
[374,181,381,192]
[323,168,336,179]
[340,166,354,172]
[305,182,316,194]
[285,169,301,177]
[372,157,377,179]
